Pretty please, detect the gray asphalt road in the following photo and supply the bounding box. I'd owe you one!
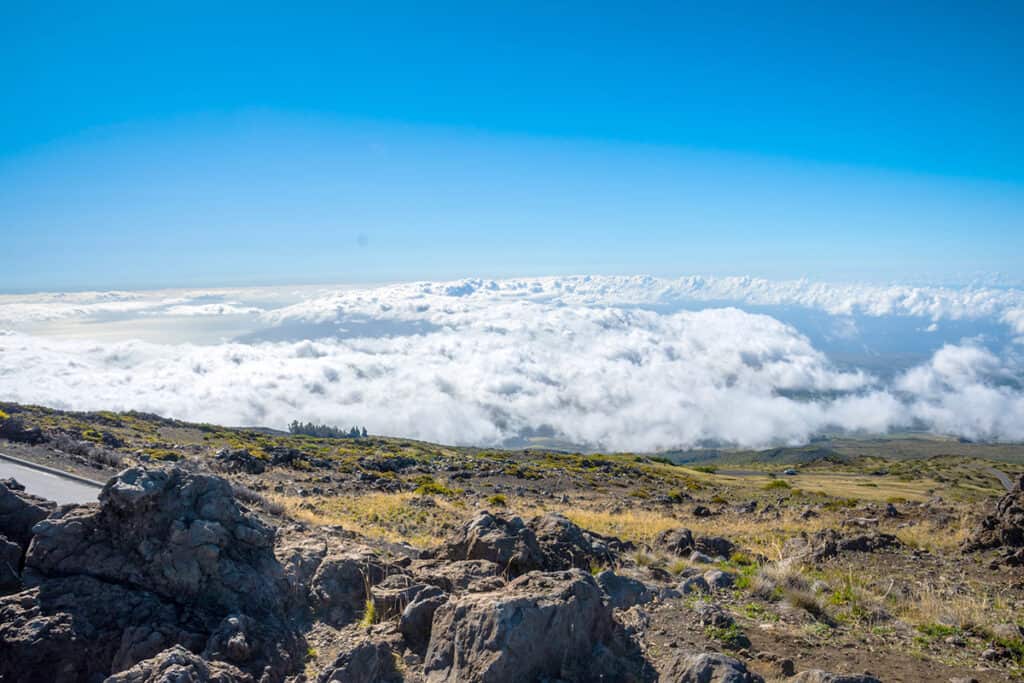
[0,457,101,504]
[986,466,1014,492]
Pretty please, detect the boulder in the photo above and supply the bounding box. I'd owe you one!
[704,569,736,590]
[428,511,544,576]
[595,569,654,609]
[317,636,401,683]
[423,569,639,682]
[214,448,266,475]
[783,529,902,562]
[665,652,764,683]
[399,587,447,651]
[530,512,630,571]
[26,467,286,620]
[104,645,252,683]
[309,547,387,626]
[1,467,304,680]
[656,528,695,556]
[409,559,501,592]
[0,534,22,593]
[0,478,55,548]
[964,474,1024,552]
[789,672,882,683]
[0,416,45,444]
[0,575,200,682]
[693,535,734,559]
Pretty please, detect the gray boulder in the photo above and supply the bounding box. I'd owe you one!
[0,534,21,593]
[704,569,736,590]
[309,546,386,626]
[665,652,764,682]
[409,558,502,592]
[1,467,305,681]
[0,478,55,548]
[27,467,286,620]
[399,586,448,651]
[679,575,710,594]
[595,569,654,609]
[693,535,734,559]
[317,637,401,683]
[428,511,544,576]
[423,569,639,682]
[104,645,252,683]
[789,671,882,683]
[656,527,695,556]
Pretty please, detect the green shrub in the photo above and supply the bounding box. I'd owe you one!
[486,493,507,507]
[763,479,791,490]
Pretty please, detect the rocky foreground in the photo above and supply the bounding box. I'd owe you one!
[0,464,932,683]
[0,405,1023,682]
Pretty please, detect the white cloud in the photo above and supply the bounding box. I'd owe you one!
[2,287,1023,450]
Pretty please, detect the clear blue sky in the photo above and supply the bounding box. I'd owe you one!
[1,2,1022,292]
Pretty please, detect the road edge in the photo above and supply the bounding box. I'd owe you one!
[0,451,105,489]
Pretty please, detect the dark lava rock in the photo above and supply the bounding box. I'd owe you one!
[783,529,902,561]
[789,671,882,683]
[214,448,266,475]
[595,569,654,609]
[693,535,735,559]
[423,569,645,682]
[0,467,305,681]
[105,644,253,683]
[0,534,22,593]
[399,586,447,651]
[664,652,764,682]
[655,527,695,556]
[964,474,1024,552]
[0,478,56,548]
[317,636,402,683]
[428,511,544,576]
[0,417,45,444]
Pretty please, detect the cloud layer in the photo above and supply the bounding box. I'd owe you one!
[2,275,1023,450]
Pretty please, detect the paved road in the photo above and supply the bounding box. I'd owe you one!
[0,456,101,504]
[986,466,1015,492]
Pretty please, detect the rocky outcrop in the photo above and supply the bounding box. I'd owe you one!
[789,672,882,683]
[964,474,1024,552]
[409,558,502,592]
[0,478,55,548]
[400,586,447,651]
[595,569,654,609]
[664,652,764,682]
[656,527,695,556]
[215,448,266,475]
[0,467,305,681]
[0,534,20,592]
[26,467,287,620]
[428,511,630,579]
[0,417,45,444]
[782,529,902,561]
[105,645,253,683]
[655,527,735,560]
[316,635,402,683]
[530,512,632,571]
[309,546,387,626]
[428,511,544,576]
[423,568,645,682]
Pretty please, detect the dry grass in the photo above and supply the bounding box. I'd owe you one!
[898,582,1004,632]
[271,491,464,548]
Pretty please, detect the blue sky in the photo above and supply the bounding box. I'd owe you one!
[1,2,1022,292]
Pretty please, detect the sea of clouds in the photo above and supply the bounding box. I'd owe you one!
[1,274,1022,451]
